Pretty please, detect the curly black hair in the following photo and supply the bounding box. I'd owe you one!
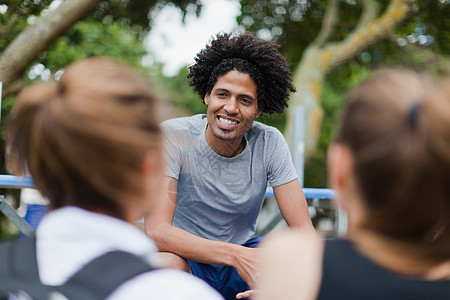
[187,32,296,115]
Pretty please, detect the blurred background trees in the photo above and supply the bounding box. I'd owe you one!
[0,0,204,236]
[2,0,449,182]
[0,0,449,235]
[237,0,449,187]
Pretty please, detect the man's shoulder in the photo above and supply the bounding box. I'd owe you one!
[249,121,284,139]
[161,114,206,134]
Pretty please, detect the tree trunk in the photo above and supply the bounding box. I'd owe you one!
[286,0,417,161]
[0,0,102,97]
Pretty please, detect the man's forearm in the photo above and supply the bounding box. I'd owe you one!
[147,223,242,266]
[147,223,259,287]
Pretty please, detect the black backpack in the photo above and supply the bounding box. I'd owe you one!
[0,236,156,300]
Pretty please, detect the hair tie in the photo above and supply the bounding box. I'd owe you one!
[408,102,421,127]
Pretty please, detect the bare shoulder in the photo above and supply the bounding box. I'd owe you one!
[256,229,324,300]
[261,229,323,256]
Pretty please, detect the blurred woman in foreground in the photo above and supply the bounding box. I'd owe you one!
[256,68,450,300]
[6,57,222,299]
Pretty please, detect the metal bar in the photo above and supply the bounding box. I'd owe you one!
[0,175,34,188]
[292,105,305,185]
[335,205,348,237]
[0,195,34,236]
[0,175,340,237]
[0,175,337,199]
[265,186,335,199]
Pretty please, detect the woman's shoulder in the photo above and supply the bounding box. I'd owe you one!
[256,229,324,300]
[111,268,224,300]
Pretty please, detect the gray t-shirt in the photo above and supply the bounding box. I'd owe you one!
[162,114,297,244]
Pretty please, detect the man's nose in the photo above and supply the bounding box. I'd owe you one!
[224,97,239,114]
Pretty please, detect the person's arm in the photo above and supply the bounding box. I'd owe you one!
[255,229,324,300]
[273,179,314,230]
[145,176,259,287]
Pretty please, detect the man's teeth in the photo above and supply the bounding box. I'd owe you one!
[219,117,237,125]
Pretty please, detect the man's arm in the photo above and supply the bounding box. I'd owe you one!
[273,179,314,230]
[145,176,259,287]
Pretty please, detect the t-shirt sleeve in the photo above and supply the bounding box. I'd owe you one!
[161,122,183,180]
[265,128,298,187]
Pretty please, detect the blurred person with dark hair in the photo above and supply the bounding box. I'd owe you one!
[145,32,313,300]
[4,57,223,299]
[256,68,450,300]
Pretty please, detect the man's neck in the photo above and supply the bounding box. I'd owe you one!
[205,130,246,158]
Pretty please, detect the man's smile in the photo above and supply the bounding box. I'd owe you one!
[217,115,239,129]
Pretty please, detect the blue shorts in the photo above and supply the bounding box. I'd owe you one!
[188,236,262,300]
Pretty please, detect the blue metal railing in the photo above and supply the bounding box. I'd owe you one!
[0,175,36,236]
[0,175,34,189]
[264,186,335,199]
[0,175,337,236]
[0,174,335,199]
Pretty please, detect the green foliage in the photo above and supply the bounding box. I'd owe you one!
[238,0,450,188]
[0,0,204,44]
[304,82,342,188]
[257,112,286,132]
[0,0,53,52]
[238,0,449,69]
[42,20,147,72]
[149,65,206,117]
[93,0,204,33]
[157,66,207,116]
[304,63,372,187]
[0,18,149,180]
[0,17,149,158]
[0,0,167,237]
[415,0,450,54]
[303,62,372,187]
[238,0,323,70]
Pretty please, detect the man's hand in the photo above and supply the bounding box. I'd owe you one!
[232,246,260,288]
[236,289,256,299]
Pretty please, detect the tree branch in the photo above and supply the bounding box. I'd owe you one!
[323,0,417,72]
[3,78,25,98]
[287,0,418,160]
[0,13,19,39]
[312,0,339,47]
[0,0,102,96]
[355,0,379,29]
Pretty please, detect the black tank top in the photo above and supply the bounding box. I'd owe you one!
[317,239,450,300]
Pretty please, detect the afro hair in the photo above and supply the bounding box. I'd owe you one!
[187,32,296,115]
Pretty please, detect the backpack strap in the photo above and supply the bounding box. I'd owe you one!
[57,250,156,300]
[0,236,40,281]
[0,236,51,300]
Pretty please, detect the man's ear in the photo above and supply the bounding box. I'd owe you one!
[256,109,262,118]
[204,94,210,105]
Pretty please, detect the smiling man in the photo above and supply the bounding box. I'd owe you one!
[145,32,313,300]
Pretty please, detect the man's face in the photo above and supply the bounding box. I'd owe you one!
[204,70,261,145]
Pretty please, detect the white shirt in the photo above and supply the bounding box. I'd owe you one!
[36,206,223,299]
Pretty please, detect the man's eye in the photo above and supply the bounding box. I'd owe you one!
[241,98,251,104]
